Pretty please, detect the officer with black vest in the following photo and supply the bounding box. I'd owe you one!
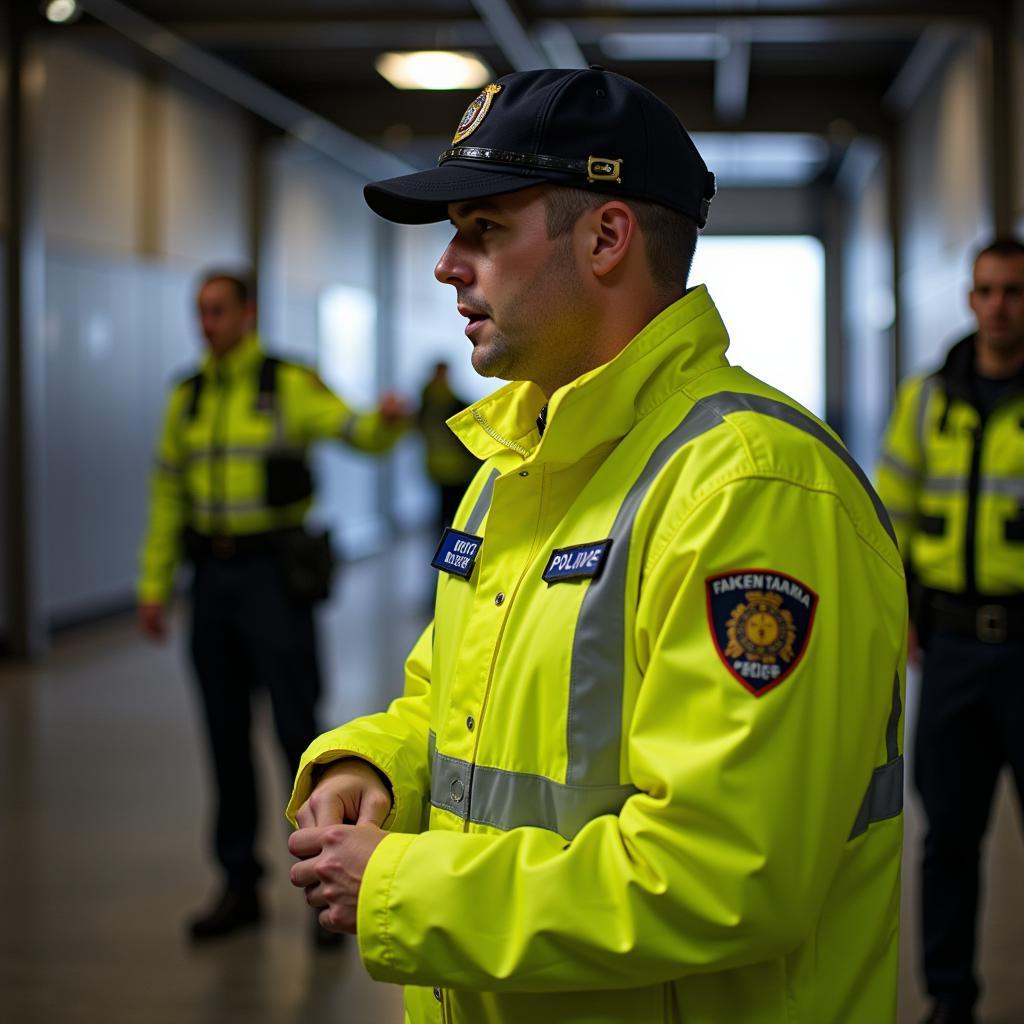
[138,270,408,942]
[877,238,1024,1024]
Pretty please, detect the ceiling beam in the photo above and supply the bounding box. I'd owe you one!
[468,0,548,71]
[75,0,410,180]
[715,24,751,123]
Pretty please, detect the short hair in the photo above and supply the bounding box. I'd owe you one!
[541,187,698,297]
[974,238,1024,264]
[198,269,253,306]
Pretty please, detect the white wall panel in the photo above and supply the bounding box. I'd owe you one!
[161,81,252,265]
[41,41,141,253]
[899,35,993,376]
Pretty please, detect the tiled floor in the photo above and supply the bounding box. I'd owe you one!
[1,531,1022,1023]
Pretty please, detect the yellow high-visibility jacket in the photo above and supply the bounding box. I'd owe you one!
[876,335,1024,596]
[289,288,907,1024]
[138,331,403,603]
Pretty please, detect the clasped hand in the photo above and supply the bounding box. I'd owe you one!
[288,759,392,934]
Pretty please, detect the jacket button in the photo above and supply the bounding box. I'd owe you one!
[518,470,529,477]
[494,592,505,605]
[450,778,464,802]
[433,987,442,1001]
[466,715,475,731]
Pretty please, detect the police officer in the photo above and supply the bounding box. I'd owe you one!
[877,239,1024,1024]
[138,270,408,942]
[285,69,907,1023]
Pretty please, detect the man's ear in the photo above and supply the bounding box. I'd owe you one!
[585,202,638,279]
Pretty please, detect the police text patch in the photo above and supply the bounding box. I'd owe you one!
[543,539,612,584]
[705,569,818,695]
[431,528,483,580]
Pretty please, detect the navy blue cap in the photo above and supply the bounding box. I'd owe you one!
[364,67,716,228]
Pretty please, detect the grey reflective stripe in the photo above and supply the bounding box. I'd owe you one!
[879,452,919,481]
[463,468,499,534]
[713,394,896,545]
[429,743,638,839]
[922,475,966,493]
[917,377,936,452]
[981,476,1024,501]
[849,673,904,839]
[568,390,896,787]
[848,756,903,839]
[340,413,359,444]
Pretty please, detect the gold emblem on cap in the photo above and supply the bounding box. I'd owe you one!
[452,83,502,145]
[587,156,623,184]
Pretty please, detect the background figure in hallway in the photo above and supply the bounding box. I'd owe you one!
[416,360,480,535]
[137,269,409,943]
[877,238,1024,1024]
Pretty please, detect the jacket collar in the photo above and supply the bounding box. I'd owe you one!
[936,333,1024,406]
[201,331,264,380]
[448,285,730,466]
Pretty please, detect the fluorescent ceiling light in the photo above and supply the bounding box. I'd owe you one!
[600,32,730,61]
[375,51,493,91]
[44,0,80,23]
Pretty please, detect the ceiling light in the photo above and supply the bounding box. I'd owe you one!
[43,0,80,24]
[375,51,493,91]
[600,32,730,61]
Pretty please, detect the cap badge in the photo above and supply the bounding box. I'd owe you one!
[452,83,502,144]
[586,156,623,184]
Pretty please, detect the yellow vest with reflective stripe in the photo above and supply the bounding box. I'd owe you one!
[289,288,907,1024]
[137,332,402,603]
[876,336,1024,595]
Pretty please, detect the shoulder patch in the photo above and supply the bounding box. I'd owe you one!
[705,569,818,696]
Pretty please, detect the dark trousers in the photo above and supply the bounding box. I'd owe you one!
[190,553,321,890]
[915,629,1024,1008]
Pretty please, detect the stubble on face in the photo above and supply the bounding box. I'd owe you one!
[971,254,1024,354]
[466,232,592,392]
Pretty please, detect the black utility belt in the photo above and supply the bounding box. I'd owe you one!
[183,526,297,562]
[928,591,1024,645]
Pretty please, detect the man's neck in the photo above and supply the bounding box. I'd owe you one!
[975,336,1024,379]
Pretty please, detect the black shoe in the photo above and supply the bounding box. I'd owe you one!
[187,887,262,942]
[921,1002,976,1024]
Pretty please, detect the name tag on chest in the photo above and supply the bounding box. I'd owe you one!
[431,528,484,580]
[543,539,612,584]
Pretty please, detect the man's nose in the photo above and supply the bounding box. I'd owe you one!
[435,242,472,287]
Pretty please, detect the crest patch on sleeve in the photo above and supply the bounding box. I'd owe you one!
[705,569,818,696]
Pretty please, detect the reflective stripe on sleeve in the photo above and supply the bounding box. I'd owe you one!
[427,732,638,839]
[848,673,904,839]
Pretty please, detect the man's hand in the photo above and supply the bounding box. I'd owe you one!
[377,392,412,424]
[295,758,393,828]
[289,823,388,934]
[138,601,168,642]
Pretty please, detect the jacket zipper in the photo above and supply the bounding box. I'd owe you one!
[963,415,984,597]
[471,409,532,459]
[211,369,229,532]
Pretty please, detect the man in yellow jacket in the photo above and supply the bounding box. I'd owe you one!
[138,269,407,942]
[287,69,907,1022]
[876,239,1024,1024]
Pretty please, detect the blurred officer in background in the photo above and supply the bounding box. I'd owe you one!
[416,359,480,533]
[285,68,907,1024]
[877,238,1024,1024]
[138,269,408,943]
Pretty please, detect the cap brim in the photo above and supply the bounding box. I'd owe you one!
[364,162,549,224]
